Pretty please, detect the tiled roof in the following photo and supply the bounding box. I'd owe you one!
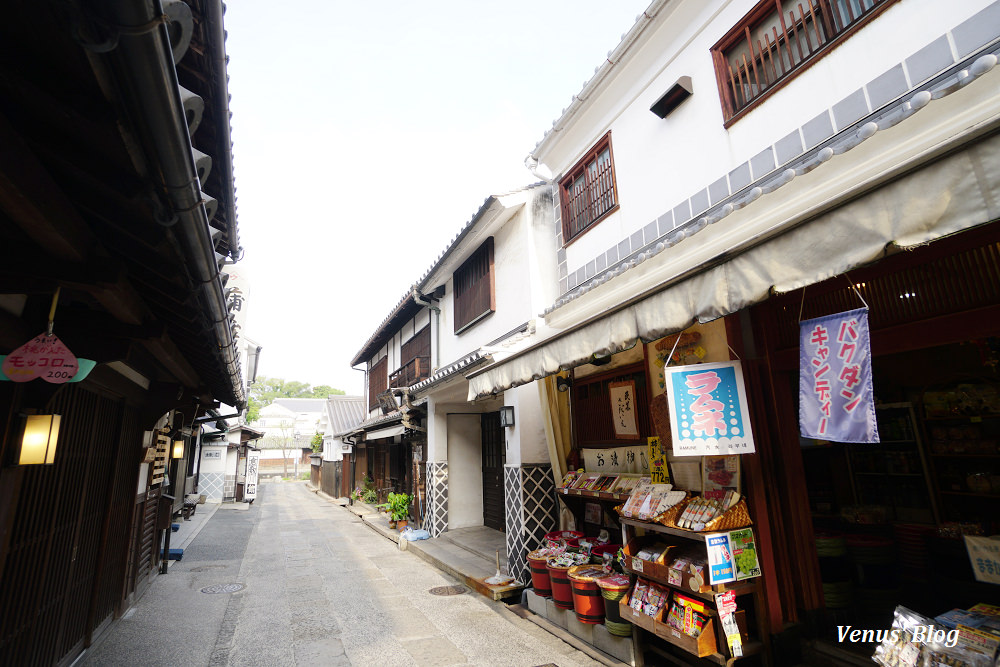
[326,395,365,435]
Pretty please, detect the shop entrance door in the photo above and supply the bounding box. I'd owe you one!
[481,412,506,532]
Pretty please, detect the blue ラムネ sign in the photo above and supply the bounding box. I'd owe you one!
[799,308,878,443]
[663,361,755,456]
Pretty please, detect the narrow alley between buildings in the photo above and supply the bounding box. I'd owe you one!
[81,482,606,667]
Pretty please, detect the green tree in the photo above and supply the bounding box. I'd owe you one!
[310,431,323,453]
[249,377,345,411]
[311,385,345,398]
[245,395,261,423]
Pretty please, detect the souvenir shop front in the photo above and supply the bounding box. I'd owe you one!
[490,220,999,666]
[744,220,1000,664]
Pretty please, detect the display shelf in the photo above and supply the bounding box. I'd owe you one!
[846,403,939,524]
[855,472,924,477]
[558,487,630,502]
[940,490,1000,499]
[622,561,759,603]
[621,515,768,665]
[924,415,999,422]
[645,639,765,666]
[621,516,713,542]
[930,453,1000,458]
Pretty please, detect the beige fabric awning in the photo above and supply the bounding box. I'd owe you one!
[366,424,405,440]
[468,130,1000,400]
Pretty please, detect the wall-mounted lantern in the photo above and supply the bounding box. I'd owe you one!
[499,406,515,428]
[20,414,61,465]
[172,439,185,459]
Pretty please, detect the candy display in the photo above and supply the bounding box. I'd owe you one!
[676,491,741,530]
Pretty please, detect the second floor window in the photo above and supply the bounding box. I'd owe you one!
[368,356,387,411]
[712,0,897,124]
[559,132,618,243]
[390,326,431,388]
[454,237,495,334]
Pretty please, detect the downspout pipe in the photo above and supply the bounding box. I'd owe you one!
[98,0,244,408]
[411,288,440,372]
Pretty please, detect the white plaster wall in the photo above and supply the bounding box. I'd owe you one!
[541,0,995,279]
[503,385,549,466]
[436,211,538,367]
[447,413,483,529]
[201,445,228,474]
[427,397,449,463]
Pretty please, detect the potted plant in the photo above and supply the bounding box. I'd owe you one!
[388,492,411,530]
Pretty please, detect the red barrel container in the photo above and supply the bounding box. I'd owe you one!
[568,565,606,624]
[589,543,621,564]
[527,549,553,598]
[544,530,583,548]
[546,561,576,610]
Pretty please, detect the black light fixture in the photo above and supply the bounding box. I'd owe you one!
[556,376,572,393]
[499,406,515,428]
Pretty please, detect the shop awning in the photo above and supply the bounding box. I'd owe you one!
[468,124,1000,400]
[366,424,406,440]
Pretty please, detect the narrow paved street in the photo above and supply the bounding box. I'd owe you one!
[82,482,603,667]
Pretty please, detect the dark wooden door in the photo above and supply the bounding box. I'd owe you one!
[481,412,505,532]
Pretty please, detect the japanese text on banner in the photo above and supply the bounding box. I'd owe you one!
[799,308,879,443]
[663,361,755,456]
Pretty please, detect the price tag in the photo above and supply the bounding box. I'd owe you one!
[632,557,643,572]
[668,568,682,586]
[671,629,681,639]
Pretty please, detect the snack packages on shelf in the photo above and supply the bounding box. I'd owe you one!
[620,478,687,521]
[641,486,687,521]
[635,542,672,563]
[620,477,654,518]
[921,643,994,667]
[572,472,602,491]
[608,474,640,494]
[676,491,740,531]
[629,579,670,618]
[559,471,580,489]
[666,592,709,637]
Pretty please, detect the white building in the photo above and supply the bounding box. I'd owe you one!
[351,185,559,568]
[462,0,1000,657]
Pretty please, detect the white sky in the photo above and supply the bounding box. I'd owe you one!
[225,1,650,396]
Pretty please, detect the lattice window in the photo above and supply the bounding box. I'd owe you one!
[368,356,387,411]
[559,132,618,243]
[712,0,898,123]
[571,364,654,447]
[454,237,495,333]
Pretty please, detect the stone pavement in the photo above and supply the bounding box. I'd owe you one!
[80,481,607,667]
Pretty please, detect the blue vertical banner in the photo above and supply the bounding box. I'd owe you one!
[799,308,879,443]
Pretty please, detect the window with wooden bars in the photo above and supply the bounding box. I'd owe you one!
[712,0,898,124]
[559,132,619,244]
[571,364,654,447]
[453,237,495,334]
[390,326,431,388]
[368,356,387,411]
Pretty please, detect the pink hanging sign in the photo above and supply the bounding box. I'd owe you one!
[2,332,79,383]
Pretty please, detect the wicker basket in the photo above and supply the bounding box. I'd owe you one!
[704,498,752,531]
[652,495,691,528]
[659,497,752,532]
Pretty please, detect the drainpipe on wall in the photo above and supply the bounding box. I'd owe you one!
[411,289,441,372]
[98,0,245,408]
